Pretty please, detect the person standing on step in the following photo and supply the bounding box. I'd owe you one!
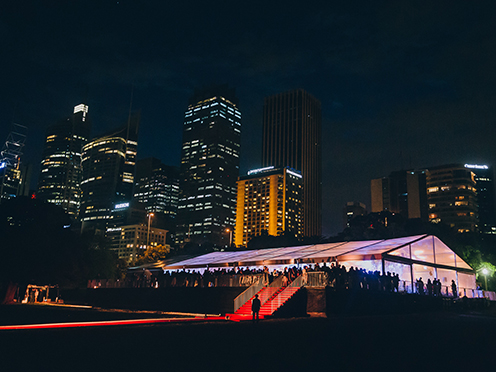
[252,294,261,322]
[263,266,270,286]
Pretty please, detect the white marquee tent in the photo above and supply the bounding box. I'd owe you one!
[163,235,476,293]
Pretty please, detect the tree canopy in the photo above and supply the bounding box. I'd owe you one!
[0,197,118,300]
[135,244,170,265]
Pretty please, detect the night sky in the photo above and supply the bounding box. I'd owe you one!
[1,1,495,236]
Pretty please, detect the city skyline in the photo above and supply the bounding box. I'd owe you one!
[1,1,495,236]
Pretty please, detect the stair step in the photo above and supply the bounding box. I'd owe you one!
[235,286,301,316]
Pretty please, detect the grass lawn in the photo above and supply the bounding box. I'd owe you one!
[0,303,194,326]
[1,304,496,371]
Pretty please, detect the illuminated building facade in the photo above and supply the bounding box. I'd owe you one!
[0,123,28,202]
[262,89,321,237]
[343,201,367,228]
[134,157,179,231]
[37,104,91,217]
[109,199,147,229]
[464,164,496,234]
[371,170,428,220]
[80,114,139,233]
[176,86,241,247]
[234,166,303,247]
[18,162,33,198]
[106,224,168,262]
[0,164,22,202]
[427,164,478,233]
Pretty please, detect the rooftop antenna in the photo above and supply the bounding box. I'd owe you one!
[1,123,27,168]
[126,86,134,142]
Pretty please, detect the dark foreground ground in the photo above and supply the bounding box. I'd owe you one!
[1,304,495,371]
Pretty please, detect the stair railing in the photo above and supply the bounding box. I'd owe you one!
[265,275,305,314]
[233,276,265,313]
[233,274,286,313]
[306,272,327,287]
[259,275,285,305]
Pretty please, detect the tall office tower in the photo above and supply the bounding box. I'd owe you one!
[427,164,478,233]
[176,85,241,247]
[80,113,139,233]
[262,89,322,237]
[371,170,428,220]
[134,157,179,230]
[0,124,27,202]
[18,162,33,197]
[37,104,91,217]
[234,166,303,247]
[464,164,496,234]
[343,201,367,228]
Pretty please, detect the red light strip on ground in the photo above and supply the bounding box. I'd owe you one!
[0,316,228,331]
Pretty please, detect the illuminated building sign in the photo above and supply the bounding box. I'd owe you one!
[73,104,89,121]
[114,202,130,209]
[286,169,302,178]
[0,162,6,169]
[465,164,489,170]
[247,166,274,175]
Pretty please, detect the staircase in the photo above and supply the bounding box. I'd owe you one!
[231,275,304,320]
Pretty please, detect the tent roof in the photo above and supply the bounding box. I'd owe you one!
[162,235,474,272]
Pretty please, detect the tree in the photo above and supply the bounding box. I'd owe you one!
[135,244,170,265]
[247,230,301,249]
[0,197,118,303]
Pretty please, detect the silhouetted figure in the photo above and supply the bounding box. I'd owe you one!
[416,278,424,295]
[393,273,399,292]
[432,278,438,296]
[252,294,261,322]
[451,280,457,298]
[385,272,393,292]
[427,279,433,296]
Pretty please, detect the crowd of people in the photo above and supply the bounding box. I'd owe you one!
[81,262,458,297]
[88,262,458,298]
[415,277,457,297]
[120,262,407,293]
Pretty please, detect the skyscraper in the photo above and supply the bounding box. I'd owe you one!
[427,164,478,233]
[262,89,321,237]
[80,113,139,233]
[0,123,27,202]
[343,201,367,228]
[176,85,241,247]
[234,166,303,247]
[464,164,496,234]
[37,104,91,217]
[134,157,179,231]
[371,170,428,220]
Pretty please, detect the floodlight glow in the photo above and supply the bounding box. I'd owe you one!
[482,268,489,275]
